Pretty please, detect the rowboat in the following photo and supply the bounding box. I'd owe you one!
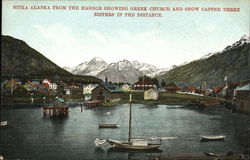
[0,121,7,127]
[98,124,118,128]
[200,135,225,141]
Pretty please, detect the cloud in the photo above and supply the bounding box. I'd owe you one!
[34,24,85,67]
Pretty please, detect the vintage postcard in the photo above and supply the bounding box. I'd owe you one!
[1,0,250,159]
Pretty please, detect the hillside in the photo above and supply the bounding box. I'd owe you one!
[158,35,250,88]
[1,35,100,83]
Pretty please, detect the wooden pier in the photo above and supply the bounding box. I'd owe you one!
[41,106,69,116]
[83,100,104,109]
[201,101,220,107]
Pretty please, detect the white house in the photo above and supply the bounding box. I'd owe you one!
[83,84,98,94]
[144,89,158,100]
[42,79,57,90]
[121,84,131,91]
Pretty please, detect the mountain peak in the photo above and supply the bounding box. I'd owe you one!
[222,35,250,52]
[240,35,250,42]
[91,57,105,62]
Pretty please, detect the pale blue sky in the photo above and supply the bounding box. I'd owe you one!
[2,0,250,68]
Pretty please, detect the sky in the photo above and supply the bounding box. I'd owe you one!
[2,0,250,68]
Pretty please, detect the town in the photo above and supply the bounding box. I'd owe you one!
[1,75,249,114]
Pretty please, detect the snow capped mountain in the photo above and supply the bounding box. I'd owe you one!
[131,61,159,75]
[63,34,250,84]
[97,59,143,83]
[64,57,108,76]
[63,66,75,73]
[222,35,250,52]
[64,57,172,82]
[200,35,250,60]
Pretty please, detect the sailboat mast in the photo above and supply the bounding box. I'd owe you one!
[128,94,132,142]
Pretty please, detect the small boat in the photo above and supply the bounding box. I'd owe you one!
[200,135,225,142]
[104,112,110,115]
[203,152,217,157]
[0,121,7,127]
[107,139,161,150]
[99,124,118,128]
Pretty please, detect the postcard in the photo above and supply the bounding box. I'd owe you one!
[1,0,250,159]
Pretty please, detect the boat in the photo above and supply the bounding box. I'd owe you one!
[203,152,217,157]
[106,94,161,150]
[99,124,118,128]
[104,112,110,115]
[200,135,225,142]
[0,121,7,127]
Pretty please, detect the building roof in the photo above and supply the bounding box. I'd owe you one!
[103,84,123,93]
[57,98,65,103]
[134,80,156,85]
[236,83,250,91]
[213,85,225,93]
[166,83,177,88]
[27,81,37,87]
[145,88,158,92]
[43,83,50,89]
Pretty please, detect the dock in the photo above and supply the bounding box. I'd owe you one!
[41,106,69,116]
[83,100,104,109]
[201,101,220,107]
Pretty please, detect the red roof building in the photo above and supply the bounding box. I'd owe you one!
[165,83,177,93]
[133,80,157,90]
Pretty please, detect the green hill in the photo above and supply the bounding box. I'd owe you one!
[158,36,250,88]
[1,35,101,83]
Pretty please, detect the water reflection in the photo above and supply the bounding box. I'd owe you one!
[107,147,163,153]
[107,147,162,160]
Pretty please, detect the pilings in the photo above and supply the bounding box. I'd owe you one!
[83,100,104,109]
[42,106,69,116]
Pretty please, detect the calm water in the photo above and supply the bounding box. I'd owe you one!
[0,104,249,160]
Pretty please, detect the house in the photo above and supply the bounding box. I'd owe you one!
[91,83,123,101]
[222,82,240,99]
[121,84,132,91]
[3,79,22,94]
[165,83,177,93]
[144,89,158,100]
[235,83,250,114]
[23,81,37,92]
[133,80,157,90]
[83,84,98,94]
[1,80,9,94]
[66,82,83,95]
[182,87,196,93]
[37,83,56,95]
[54,97,66,107]
[205,89,213,96]
[42,79,57,90]
[212,85,225,97]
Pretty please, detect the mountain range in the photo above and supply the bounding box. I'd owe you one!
[158,35,250,88]
[2,34,248,87]
[64,35,250,86]
[64,58,169,83]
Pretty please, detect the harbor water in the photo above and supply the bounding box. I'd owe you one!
[0,104,249,160]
